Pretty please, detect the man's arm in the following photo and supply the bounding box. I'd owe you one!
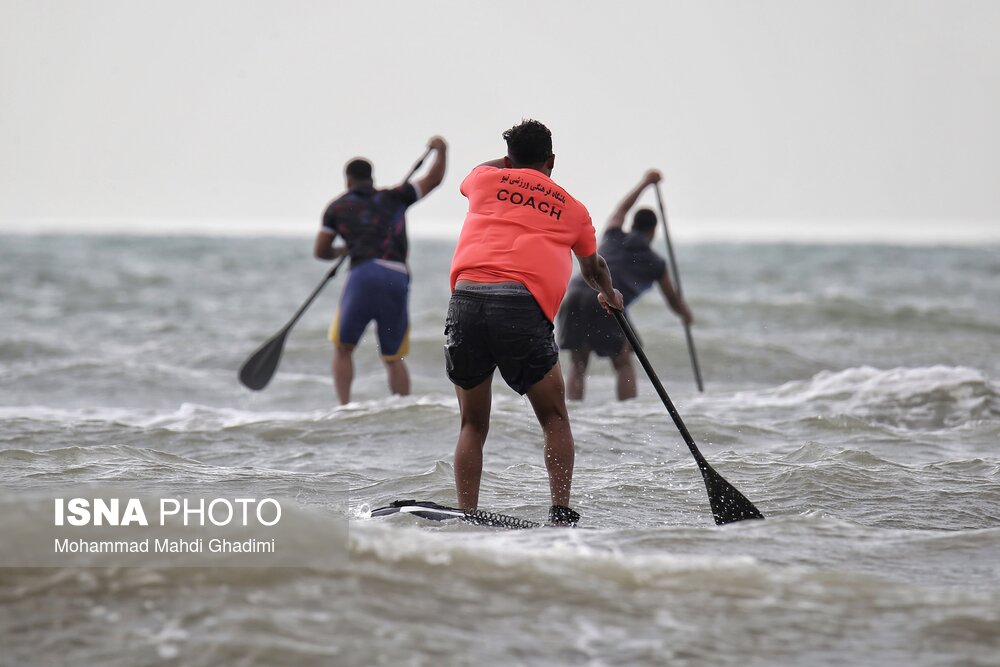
[657,272,693,325]
[313,228,347,260]
[577,253,624,312]
[413,136,448,196]
[606,169,662,231]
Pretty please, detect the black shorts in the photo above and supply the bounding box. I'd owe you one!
[444,287,559,395]
[556,288,631,358]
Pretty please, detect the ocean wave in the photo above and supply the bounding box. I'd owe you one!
[807,297,998,333]
[769,443,1000,530]
[345,517,1000,606]
[0,403,335,432]
[348,520,766,588]
[725,366,999,429]
[0,338,68,363]
[0,393,464,431]
[0,443,200,467]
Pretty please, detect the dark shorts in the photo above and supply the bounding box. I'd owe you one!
[556,288,632,358]
[330,260,410,360]
[444,286,559,395]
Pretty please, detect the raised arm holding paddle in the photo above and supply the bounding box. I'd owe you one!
[557,169,696,401]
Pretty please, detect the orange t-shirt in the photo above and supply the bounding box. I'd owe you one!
[450,165,598,321]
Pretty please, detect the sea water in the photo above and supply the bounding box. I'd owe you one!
[1,233,998,666]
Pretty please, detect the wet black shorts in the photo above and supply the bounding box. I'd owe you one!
[444,286,559,395]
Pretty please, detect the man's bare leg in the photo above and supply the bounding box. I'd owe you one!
[525,363,575,507]
[333,344,354,405]
[611,343,637,401]
[453,376,493,510]
[566,349,590,401]
[385,358,410,396]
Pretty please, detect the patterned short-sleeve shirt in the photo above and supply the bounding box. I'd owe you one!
[321,183,420,265]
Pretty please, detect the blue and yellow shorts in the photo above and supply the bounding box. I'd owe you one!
[330,259,410,361]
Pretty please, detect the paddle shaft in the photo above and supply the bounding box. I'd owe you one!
[281,255,347,336]
[612,309,709,469]
[653,183,704,392]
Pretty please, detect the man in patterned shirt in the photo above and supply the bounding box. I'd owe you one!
[314,136,447,404]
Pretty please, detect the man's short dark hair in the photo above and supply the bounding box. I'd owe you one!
[632,208,657,233]
[345,158,373,181]
[503,119,553,167]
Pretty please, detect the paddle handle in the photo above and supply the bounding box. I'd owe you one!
[404,147,433,182]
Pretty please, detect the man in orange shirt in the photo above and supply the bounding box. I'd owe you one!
[446,119,623,526]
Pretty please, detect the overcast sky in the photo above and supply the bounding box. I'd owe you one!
[2,1,998,241]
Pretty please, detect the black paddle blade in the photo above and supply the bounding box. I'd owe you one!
[698,460,765,525]
[238,332,288,391]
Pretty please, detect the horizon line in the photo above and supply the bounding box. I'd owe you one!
[1,216,998,246]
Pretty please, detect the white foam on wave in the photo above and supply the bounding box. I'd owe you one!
[0,403,329,431]
[348,519,762,590]
[328,392,457,415]
[764,366,986,402]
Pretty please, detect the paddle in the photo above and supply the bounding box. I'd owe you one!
[653,183,704,392]
[238,255,347,390]
[238,146,433,391]
[611,309,763,524]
